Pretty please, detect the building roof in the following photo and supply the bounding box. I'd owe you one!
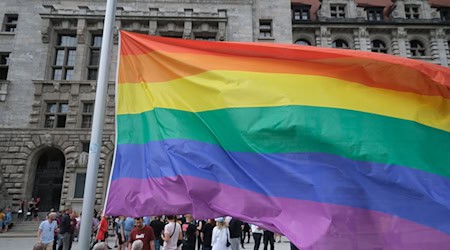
[429,0,450,8]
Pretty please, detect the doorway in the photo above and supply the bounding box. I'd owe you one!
[32,147,65,211]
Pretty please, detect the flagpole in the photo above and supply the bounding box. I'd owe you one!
[78,0,117,248]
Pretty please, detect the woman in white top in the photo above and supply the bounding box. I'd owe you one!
[211,217,231,250]
[163,215,183,250]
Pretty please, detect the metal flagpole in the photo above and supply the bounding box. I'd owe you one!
[78,0,117,249]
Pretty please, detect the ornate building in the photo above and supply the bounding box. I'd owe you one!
[0,0,448,212]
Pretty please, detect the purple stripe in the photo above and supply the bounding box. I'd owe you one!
[105,176,450,249]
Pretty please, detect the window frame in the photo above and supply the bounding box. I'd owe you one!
[366,7,384,22]
[409,40,426,57]
[295,39,311,46]
[52,34,77,81]
[87,34,102,80]
[2,14,18,32]
[405,5,420,19]
[440,8,450,21]
[371,40,388,54]
[81,102,94,129]
[43,101,69,128]
[332,39,350,49]
[259,19,273,38]
[73,172,86,199]
[292,5,311,22]
[330,4,346,19]
[0,52,10,80]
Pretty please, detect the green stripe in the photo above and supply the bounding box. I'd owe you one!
[117,106,450,178]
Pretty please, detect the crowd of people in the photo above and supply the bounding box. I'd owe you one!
[31,209,285,250]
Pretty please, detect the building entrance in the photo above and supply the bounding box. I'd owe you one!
[32,148,65,211]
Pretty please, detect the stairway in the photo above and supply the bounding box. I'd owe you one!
[0,220,41,238]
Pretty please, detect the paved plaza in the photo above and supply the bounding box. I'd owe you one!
[0,236,293,250]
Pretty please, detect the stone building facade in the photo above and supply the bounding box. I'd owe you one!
[0,0,449,212]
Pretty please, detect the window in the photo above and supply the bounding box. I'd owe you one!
[367,8,384,21]
[81,102,94,128]
[0,53,10,80]
[259,20,272,38]
[295,39,311,46]
[410,40,426,56]
[74,173,86,198]
[81,142,90,153]
[194,35,216,41]
[292,5,310,21]
[88,35,102,80]
[332,39,349,49]
[52,35,77,80]
[330,4,346,18]
[44,102,68,128]
[371,40,388,53]
[2,14,18,32]
[441,8,450,21]
[405,5,420,19]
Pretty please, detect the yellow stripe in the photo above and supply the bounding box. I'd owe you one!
[117,70,450,132]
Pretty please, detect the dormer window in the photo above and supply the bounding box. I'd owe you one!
[405,5,420,19]
[292,5,310,21]
[330,4,346,18]
[367,7,384,21]
[440,8,450,21]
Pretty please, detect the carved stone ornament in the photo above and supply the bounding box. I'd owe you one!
[43,133,53,147]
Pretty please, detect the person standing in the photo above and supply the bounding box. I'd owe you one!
[196,220,204,250]
[241,223,250,245]
[262,231,274,250]
[116,216,127,250]
[129,217,156,250]
[211,217,230,250]
[17,199,25,220]
[201,219,214,250]
[37,213,58,250]
[150,216,166,250]
[182,214,197,250]
[228,218,243,250]
[0,209,5,233]
[162,215,182,250]
[59,208,72,250]
[96,215,110,249]
[124,217,135,243]
[250,225,263,250]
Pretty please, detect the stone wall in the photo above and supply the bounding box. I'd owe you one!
[0,128,114,211]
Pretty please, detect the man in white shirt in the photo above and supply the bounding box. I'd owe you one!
[37,213,58,250]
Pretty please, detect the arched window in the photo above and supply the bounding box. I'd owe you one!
[371,40,388,53]
[410,40,426,56]
[295,39,311,46]
[332,39,349,49]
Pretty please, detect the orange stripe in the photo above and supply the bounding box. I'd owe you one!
[120,30,345,60]
[118,50,450,99]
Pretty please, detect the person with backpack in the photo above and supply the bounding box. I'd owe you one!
[162,215,182,250]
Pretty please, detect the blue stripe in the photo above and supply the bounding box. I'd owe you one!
[112,139,450,235]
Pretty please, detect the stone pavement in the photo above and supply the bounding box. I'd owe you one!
[0,236,293,250]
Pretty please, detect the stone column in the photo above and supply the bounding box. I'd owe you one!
[430,28,449,67]
[149,8,158,35]
[354,27,370,51]
[391,27,409,57]
[74,18,87,81]
[183,9,193,39]
[316,26,331,47]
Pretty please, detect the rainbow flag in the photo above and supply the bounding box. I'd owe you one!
[106,30,450,249]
